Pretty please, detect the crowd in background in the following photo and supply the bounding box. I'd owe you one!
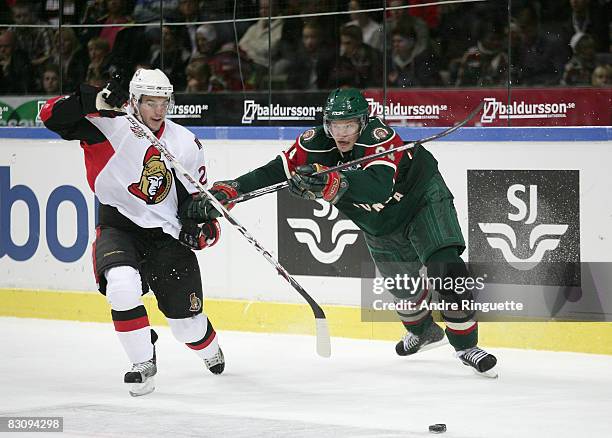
[0,0,610,95]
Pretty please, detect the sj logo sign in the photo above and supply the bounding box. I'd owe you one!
[468,170,580,286]
[277,190,374,278]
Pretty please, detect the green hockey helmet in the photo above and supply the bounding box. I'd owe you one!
[323,88,369,138]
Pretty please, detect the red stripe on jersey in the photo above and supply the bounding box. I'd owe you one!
[81,139,115,192]
[113,316,150,332]
[282,137,309,174]
[446,322,478,335]
[186,330,217,350]
[39,96,65,122]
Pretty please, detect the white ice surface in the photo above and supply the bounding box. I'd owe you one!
[1,317,611,437]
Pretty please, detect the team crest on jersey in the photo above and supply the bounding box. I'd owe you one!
[189,293,202,312]
[373,127,390,141]
[301,129,316,141]
[128,145,173,204]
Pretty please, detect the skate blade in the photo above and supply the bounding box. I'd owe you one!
[472,368,498,379]
[418,337,449,353]
[129,377,155,397]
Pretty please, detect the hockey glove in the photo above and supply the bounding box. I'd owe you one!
[178,219,221,250]
[180,180,240,222]
[95,73,129,116]
[288,164,348,204]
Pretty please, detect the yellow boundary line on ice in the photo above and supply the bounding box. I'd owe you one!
[1,288,611,355]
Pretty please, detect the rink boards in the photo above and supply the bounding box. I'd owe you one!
[1,126,611,354]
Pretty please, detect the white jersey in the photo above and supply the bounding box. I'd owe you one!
[85,116,207,239]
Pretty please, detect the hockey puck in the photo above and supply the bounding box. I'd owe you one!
[429,424,446,434]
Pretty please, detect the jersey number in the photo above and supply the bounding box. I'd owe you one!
[287,147,297,160]
[375,146,395,161]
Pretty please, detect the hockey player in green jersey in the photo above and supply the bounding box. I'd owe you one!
[182,88,497,376]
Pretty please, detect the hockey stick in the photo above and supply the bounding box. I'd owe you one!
[233,100,485,204]
[124,114,331,358]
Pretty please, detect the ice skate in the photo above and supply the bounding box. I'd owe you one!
[124,354,157,396]
[456,346,498,378]
[396,322,447,356]
[125,331,158,397]
[204,348,225,375]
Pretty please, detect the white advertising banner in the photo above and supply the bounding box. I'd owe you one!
[1,136,611,308]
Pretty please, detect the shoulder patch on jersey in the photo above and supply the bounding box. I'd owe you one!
[194,137,203,150]
[373,127,391,141]
[301,128,316,142]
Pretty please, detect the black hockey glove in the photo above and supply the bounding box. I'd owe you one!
[180,181,240,222]
[288,164,348,204]
[178,219,221,250]
[95,73,129,116]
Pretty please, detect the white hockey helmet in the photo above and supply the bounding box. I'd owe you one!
[129,68,174,115]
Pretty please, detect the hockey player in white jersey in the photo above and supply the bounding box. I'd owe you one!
[41,69,225,396]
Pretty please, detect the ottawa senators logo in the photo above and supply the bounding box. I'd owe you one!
[128,145,173,204]
[189,292,202,312]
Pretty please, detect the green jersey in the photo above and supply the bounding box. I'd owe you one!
[236,118,441,236]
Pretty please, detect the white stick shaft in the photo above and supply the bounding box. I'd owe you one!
[124,115,330,357]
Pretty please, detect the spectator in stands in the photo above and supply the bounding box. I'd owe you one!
[388,16,440,87]
[561,32,597,85]
[286,21,334,90]
[81,0,107,26]
[0,29,32,94]
[435,3,477,82]
[190,24,219,63]
[591,64,611,87]
[97,0,132,50]
[41,63,60,93]
[207,42,254,91]
[386,0,430,57]
[298,0,342,40]
[197,0,243,44]
[9,0,54,71]
[85,37,111,85]
[51,27,88,93]
[185,60,211,92]
[150,26,190,90]
[275,0,304,62]
[329,24,383,88]
[514,4,569,85]
[406,0,441,29]
[563,0,610,53]
[238,0,284,87]
[347,0,383,52]
[105,24,152,76]
[132,0,179,23]
[455,21,508,87]
[167,0,206,54]
[85,69,107,87]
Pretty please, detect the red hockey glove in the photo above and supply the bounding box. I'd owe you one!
[180,180,240,222]
[288,164,348,204]
[178,219,221,250]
